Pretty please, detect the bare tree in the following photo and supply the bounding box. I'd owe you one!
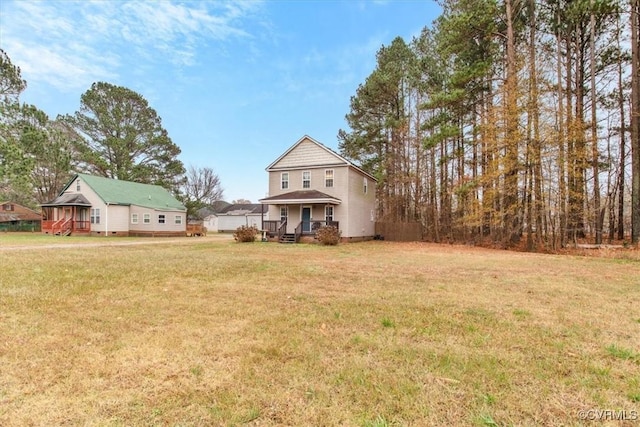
[182,165,224,211]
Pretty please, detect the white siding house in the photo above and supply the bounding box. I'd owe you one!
[42,174,187,237]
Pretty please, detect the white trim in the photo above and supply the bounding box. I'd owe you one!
[302,170,311,188]
[260,198,341,205]
[325,169,334,188]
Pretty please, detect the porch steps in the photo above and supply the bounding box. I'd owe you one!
[279,233,297,244]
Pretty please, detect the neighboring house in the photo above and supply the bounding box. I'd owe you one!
[0,202,42,232]
[198,203,268,232]
[41,173,187,237]
[194,201,231,233]
[259,135,376,242]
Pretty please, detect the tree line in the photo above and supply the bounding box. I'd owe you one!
[339,0,640,249]
[0,50,222,216]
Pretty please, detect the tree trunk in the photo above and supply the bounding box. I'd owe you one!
[631,0,640,244]
[617,10,627,240]
[503,0,521,246]
[590,3,602,244]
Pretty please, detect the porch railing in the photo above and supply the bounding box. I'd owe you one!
[302,220,339,234]
[263,220,279,236]
[277,220,287,240]
[262,219,338,241]
[42,219,91,235]
[56,218,72,236]
[294,222,303,242]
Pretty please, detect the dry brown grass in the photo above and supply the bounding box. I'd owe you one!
[1,237,639,426]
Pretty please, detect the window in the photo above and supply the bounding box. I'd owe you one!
[174,215,182,225]
[76,180,81,191]
[131,213,139,224]
[302,171,311,188]
[280,206,288,222]
[325,169,334,188]
[2,204,13,211]
[158,214,166,224]
[143,213,151,224]
[281,172,289,189]
[363,177,368,194]
[325,206,334,222]
[90,208,100,224]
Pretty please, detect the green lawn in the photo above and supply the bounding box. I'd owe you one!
[1,237,639,426]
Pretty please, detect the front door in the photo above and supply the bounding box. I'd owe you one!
[302,206,311,233]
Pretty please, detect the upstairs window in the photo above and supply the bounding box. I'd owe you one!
[302,171,311,189]
[281,172,289,190]
[2,204,13,211]
[363,177,368,194]
[76,180,81,191]
[325,169,334,188]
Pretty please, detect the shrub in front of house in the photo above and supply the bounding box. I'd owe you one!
[234,225,259,242]
[316,225,341,245]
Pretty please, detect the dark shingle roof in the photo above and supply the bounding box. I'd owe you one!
[41,193,92,207]
[259,190,341,204]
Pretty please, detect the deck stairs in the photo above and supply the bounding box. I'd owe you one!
[279,233,297,244]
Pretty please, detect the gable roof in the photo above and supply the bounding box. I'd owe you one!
[195,200,232,219]
[41,193,92,207]
[0,202,42,222]
[57,174,186,211]
[199,203,266,218]
[266,135,376,181]
[218,203,266,215]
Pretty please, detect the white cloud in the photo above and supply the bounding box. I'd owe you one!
[0,0,266,91]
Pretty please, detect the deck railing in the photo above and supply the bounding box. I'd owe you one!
[263,219,338,241]
[42,219,91,235]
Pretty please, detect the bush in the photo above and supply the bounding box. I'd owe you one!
[315,225,341,245]
[234,225,259,242]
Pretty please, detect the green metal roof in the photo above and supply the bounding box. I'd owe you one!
[73,174,186,211]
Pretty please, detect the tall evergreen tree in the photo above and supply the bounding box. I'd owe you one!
[339,37,417,221]
[631,0,640,244]
[65,82,185,192]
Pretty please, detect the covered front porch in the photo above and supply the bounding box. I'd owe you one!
[41,194,92,236]
[260,190,340,243]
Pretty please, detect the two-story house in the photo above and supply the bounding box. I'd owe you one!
[259,135,376,242]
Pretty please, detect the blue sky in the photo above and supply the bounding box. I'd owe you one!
[0,0,441,203]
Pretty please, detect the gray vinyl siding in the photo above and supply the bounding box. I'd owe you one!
[270,138,345,169]
[344,167,376,238]
[264,136,376,239]
[266,166,374,238]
